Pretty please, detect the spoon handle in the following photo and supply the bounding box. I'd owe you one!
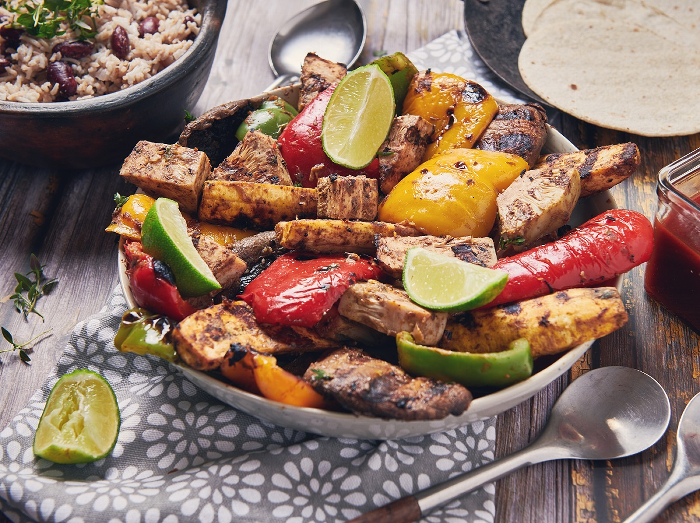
[265,73,299,91]
[622,474,697,523]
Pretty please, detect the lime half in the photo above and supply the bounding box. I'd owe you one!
[403,248,509,312]
[141,197,220,297]
[322,64,395,169]
[33,369,120,464]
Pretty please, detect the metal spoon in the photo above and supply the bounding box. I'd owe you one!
[622,392,700,523]
[351,366,671,523]
[266,0,366,91]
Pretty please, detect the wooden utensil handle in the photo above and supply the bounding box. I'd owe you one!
[347,495,421,523]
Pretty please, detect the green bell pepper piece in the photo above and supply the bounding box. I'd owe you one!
[370,52,418,114]
[396,332,533,388]
[114,308,177,362]
[235,98,298,141]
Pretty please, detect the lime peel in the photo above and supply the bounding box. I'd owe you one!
[33,369,120,464]
[141,197,220,297]
[321,64,395,170]
[403,247,508,312]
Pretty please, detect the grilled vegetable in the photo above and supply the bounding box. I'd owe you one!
[114,308,176,362]
[234,98,298,140]
[198,180,317,230]
[337,279,448,345]
[440,287,628,357]
[304,347,472,420]
[123,241,196,321]
[486,209,654,307]
[402,71,498,160]
[378,149,528,237]
[534,142,641,198]
[220,346,329,408]
[474,103,548,168]
[397,333,533,388]
[275,219,421,254]
[239,252,384,328]
[277,85,380,188]
[106,193,155,240]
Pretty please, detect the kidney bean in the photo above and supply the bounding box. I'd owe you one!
[138,17,159,37]
[0,24,24,48]
[52,41,93,59]
[184,16,196,40]
[47,61,77,97]
[111,25,130,59]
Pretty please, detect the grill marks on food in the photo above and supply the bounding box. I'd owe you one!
[304,347,472,420]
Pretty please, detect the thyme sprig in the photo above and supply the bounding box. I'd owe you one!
[5,0,103,40]
[10,254,58,321]
[1,327,51,363]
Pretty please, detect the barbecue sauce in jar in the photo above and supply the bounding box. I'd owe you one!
[644,149,700,332]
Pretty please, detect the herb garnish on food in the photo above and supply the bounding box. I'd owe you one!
[5,0,103,40]
[1,327,51,363]
[10,254,58,320]
[113,192,129,211]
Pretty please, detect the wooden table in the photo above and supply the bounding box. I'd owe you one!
[1,1,698,521]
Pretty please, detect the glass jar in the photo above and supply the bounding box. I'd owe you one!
[644,148,700,332]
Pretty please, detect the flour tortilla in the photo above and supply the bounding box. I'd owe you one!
[526,0,694,46]
[522,0,557,35]
[519,20,700,136]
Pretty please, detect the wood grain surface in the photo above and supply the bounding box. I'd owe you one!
[1,1,699,522]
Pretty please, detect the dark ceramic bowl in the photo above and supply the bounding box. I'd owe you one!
[0,0,227,169]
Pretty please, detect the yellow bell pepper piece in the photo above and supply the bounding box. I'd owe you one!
[106,193,253,245]
[402,71,498,161]
[377,149,528,237]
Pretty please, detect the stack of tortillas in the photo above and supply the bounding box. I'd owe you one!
[518,0,700,136]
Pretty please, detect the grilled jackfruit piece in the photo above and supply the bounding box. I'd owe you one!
[190,231,247,291]
[198,180,317,230]
[299,52,347,111]
[534,142,640,198]
[378,115,434,194]
[317,175,378,221]
[275,219,421,254]
[338,280,448,345]
[211,130,292,185]
[439,287,627,358]
[375,235,497,278]
[496,166,581,250]
[119,141,210,214]
[173,300,335,371]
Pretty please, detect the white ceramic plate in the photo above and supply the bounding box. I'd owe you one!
[118,86,618,439]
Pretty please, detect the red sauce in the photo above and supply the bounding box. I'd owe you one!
[644,193,700,332]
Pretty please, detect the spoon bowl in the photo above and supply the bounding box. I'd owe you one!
[267,0,366,90]
[351,366,671,523]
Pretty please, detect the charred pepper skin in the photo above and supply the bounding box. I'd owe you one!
[396,332,533,388]
[239,252,384,328]
[123,240,197,321]
[114,308,177,362]
[485,209,654,308]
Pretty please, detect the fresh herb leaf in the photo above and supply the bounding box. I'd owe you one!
[6,0,102,41]
[11,254,58,320]
[310,368,330,380]
[0,327,51,364]
[499,236,526,250]
[113,192,129,210]
[184,109,196,123]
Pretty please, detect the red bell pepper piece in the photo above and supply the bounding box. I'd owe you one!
[123,241,197,321]
[485,209,654,307]
[239,252,384,327]
[277,85,380,188]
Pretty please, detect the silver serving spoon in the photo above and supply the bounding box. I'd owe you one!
[266,0,366,91]
[351,366,671,523]
[622,392,700,523]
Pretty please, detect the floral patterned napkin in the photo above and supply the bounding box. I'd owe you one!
[0,31,524,523]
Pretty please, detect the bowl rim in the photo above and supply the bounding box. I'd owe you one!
[0,0,226,116]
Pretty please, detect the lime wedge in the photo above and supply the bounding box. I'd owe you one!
[33,369,120,464]
[141,197,220,297]
[403,247,508,312]
[322,64,395,169]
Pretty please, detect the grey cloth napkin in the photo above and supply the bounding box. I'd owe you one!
[0,31,525,523]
